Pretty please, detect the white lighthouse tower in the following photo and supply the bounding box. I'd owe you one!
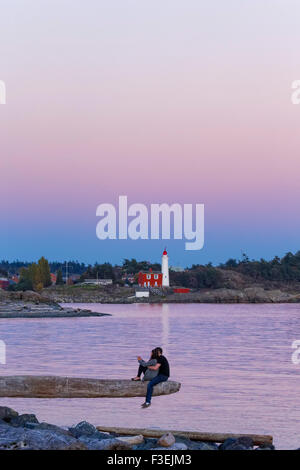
[161,249,169,287]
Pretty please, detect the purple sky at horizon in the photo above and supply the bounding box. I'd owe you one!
[1,1,300,266]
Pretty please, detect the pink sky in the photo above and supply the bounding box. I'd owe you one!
[0,1,300,264]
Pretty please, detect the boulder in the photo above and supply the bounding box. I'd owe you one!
[0,406,19,422]
[69,421,97,438]
[27,422,72,436]
[10,413,39,427]
[79,437,132,450]
[192,441,218,450]
[219,438,237,450]
[256,444,275,450]
[0,421,86,450]
[219,436,253,450]
[133,438,158,450]
[157,432,176,447]
[235,436,253,448]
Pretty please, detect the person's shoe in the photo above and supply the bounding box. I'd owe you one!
[131,377,141,381]
[141,402,151,408]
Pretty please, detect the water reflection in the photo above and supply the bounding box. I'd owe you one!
[161,303,169,355]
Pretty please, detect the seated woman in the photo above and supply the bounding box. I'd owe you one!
[131,349,158,382]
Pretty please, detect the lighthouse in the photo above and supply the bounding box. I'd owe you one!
[162,249,169,287]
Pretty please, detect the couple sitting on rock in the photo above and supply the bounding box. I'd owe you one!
[131,347,170,409]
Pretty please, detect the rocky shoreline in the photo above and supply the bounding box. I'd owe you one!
[0,406,276,450]
[0,290,109,318]
[42,285,300,304]
[2,284,300,314]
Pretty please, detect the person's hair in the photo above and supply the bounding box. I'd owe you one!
[151,348,160,360]
[150,349,157,360]
[154,347,163,356]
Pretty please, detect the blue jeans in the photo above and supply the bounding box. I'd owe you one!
[146,374,168,403]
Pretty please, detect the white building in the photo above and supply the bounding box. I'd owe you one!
[135,288,150,298]
[162,249,169,287]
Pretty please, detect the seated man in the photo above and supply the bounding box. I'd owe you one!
[141,347,170,408]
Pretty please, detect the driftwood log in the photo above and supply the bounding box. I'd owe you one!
[0,376,181,398]
[96,426,273,446]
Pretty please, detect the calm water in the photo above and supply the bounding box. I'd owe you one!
[0,303,300,449]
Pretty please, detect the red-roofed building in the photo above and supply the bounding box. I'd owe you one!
[0,278,10,290]
[138,249,170,288]
[138,269,163,288]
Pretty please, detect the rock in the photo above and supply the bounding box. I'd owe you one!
[219,438,237,450]
[172,435,218,450]
[0,289,8,300]
[157,432,176,447]
[31,422,72,436]
[69,421,97,438]
[0,406,19,422]
[79,437,132,450]
[117,435,144,445]
[153,443,188,450]
[219,437,253,450]
[193,441,218,450]
[256,444,275,450]
[0,421,86,450]
[133,438,157,450]
[235,436,253,448]
[10,413,39,427]
[24,422,39,430]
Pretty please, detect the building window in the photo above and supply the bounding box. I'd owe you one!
[154,274,158,279]
[147,274,151,280]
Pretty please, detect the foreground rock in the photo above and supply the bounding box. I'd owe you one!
[0,376,181,398]
[0,421,86,450]
[157,432,176,447]
[0,405,280,451]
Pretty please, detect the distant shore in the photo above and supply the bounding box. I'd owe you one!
[1,284,300,311]
[42,284,300,304]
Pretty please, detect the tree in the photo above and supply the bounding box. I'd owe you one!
[56,269,64,285]
[38,257,52,287]
[18,257,52,291]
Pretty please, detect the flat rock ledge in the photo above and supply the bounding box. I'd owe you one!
[0,376,181,398]
[0,301,110,318]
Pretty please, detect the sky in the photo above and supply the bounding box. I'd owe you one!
[0,0,300,266]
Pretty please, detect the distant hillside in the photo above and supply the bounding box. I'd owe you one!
[1,251,300,293]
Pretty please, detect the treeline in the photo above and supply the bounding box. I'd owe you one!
[170,266,223,289]
[219,251,300,282]
[0,260,87,276]
[3,251,300,292]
